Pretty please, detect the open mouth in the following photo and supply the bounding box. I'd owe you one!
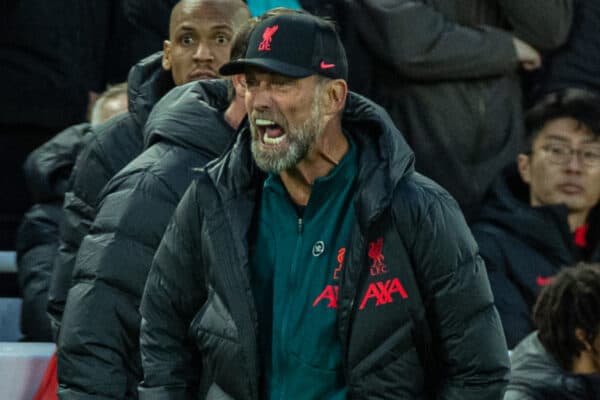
[255,118,286,145]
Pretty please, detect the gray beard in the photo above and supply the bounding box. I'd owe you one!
[251,98,324,174]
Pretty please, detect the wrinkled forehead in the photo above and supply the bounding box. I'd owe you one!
[244,66,318,84]
[170,1,247,37]
[536,117,600,145]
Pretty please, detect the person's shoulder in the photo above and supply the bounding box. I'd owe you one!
[107,142,200,196]
[392,172,462,221]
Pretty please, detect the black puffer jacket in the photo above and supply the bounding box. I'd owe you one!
[47,52,173,340]
[471,166,600,348]
[505,332,600,399]
[57,80,235,400]
[343,0,573,220]
[16,123,92,341]
[139,92,509,400]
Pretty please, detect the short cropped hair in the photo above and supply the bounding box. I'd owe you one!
[533,263,600,370]
[90,83,128,125]
[523,93,600,151]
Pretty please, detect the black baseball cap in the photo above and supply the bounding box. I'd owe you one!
[219,13,348,80]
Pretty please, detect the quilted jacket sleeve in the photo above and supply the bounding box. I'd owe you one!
[16,202,63,341]
[57,165,184,399]
[350,0,518,80]
[498,0,573,51]
[138,181,206,400]
[47,137,113,340]
[48,114,142,340]
[474,228,532,349]
[395,176,510,400]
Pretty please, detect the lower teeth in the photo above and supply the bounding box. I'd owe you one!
[263,132,286,145]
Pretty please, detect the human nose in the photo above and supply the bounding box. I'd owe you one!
[249,82,272,110]
[193,42,214,62]
[565,149,584,172]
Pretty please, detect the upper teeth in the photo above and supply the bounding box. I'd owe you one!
[256,118,275,126]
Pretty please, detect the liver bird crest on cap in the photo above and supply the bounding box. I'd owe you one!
[258,25,279,52]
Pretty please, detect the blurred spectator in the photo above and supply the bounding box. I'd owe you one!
[47,0,247,341]
[344,0,573,221]
[56,2,250,399]
[528,0,600,104]
[472,95,600,348]
[0,2,110,249]
[505,263,600,399]
[15,84,127,342]
[0,2,164,250]
[89,83,129,125]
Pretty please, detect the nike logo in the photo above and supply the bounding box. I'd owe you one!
[320,61,335,69]
[536,276,554,287]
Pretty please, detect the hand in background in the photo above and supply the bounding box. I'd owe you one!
[513,37,542,71]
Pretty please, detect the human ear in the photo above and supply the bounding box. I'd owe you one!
[517,153,532,185]
[575,328,593,351]
[232,74,246,98]
[322,79,347,116]
[162,40,172,71]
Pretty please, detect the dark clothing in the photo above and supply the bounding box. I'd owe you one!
[505,332,600,399]
[23,124,93,205]
[472,165,600,348]
[139,92,509,400]
[47,52,173,339]
[251,140,357,399]
[531,0,600,101]
[122,0,176,48]
[0,2,110,129]
[57,80,235,400]
[344,0,573,220]
[16,123,92,341]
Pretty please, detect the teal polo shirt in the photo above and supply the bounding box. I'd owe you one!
[251,137,357,400]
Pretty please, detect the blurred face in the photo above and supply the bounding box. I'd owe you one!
[96,94,128,123]
[163,1,241,85]
[245,69,326,173]
[518,117,600,216]
[574,327,600,375]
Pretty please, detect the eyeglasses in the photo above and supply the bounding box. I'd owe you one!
[536,143,600,167]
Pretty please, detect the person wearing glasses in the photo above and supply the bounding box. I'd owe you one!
[471,93,600,349]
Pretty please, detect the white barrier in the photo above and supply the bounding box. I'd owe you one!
[0,342,55,400]
[0,298,22,341]
[0,251,16,273]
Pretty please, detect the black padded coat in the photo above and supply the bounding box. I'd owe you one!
[471,165,600,349]
[57,80,236,399]
[138,92,510,400]
[16,123,92,341]
[47,52,173,339]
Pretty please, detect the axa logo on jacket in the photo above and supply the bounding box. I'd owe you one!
[312,238,409,310]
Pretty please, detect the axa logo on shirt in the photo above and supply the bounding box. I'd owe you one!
[312,238,409,310]
[258,25,278,51]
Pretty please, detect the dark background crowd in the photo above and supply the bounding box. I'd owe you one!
[1,0,600,399]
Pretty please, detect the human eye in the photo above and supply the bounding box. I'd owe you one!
[180,34,195,46]
[546,143,569,156]
[245,76,258,89]
[582,148,600,163]
[215,33,231,45]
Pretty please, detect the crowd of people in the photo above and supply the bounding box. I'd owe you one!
[2,0,600,399]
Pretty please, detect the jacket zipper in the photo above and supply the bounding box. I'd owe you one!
[277,216,304,399]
